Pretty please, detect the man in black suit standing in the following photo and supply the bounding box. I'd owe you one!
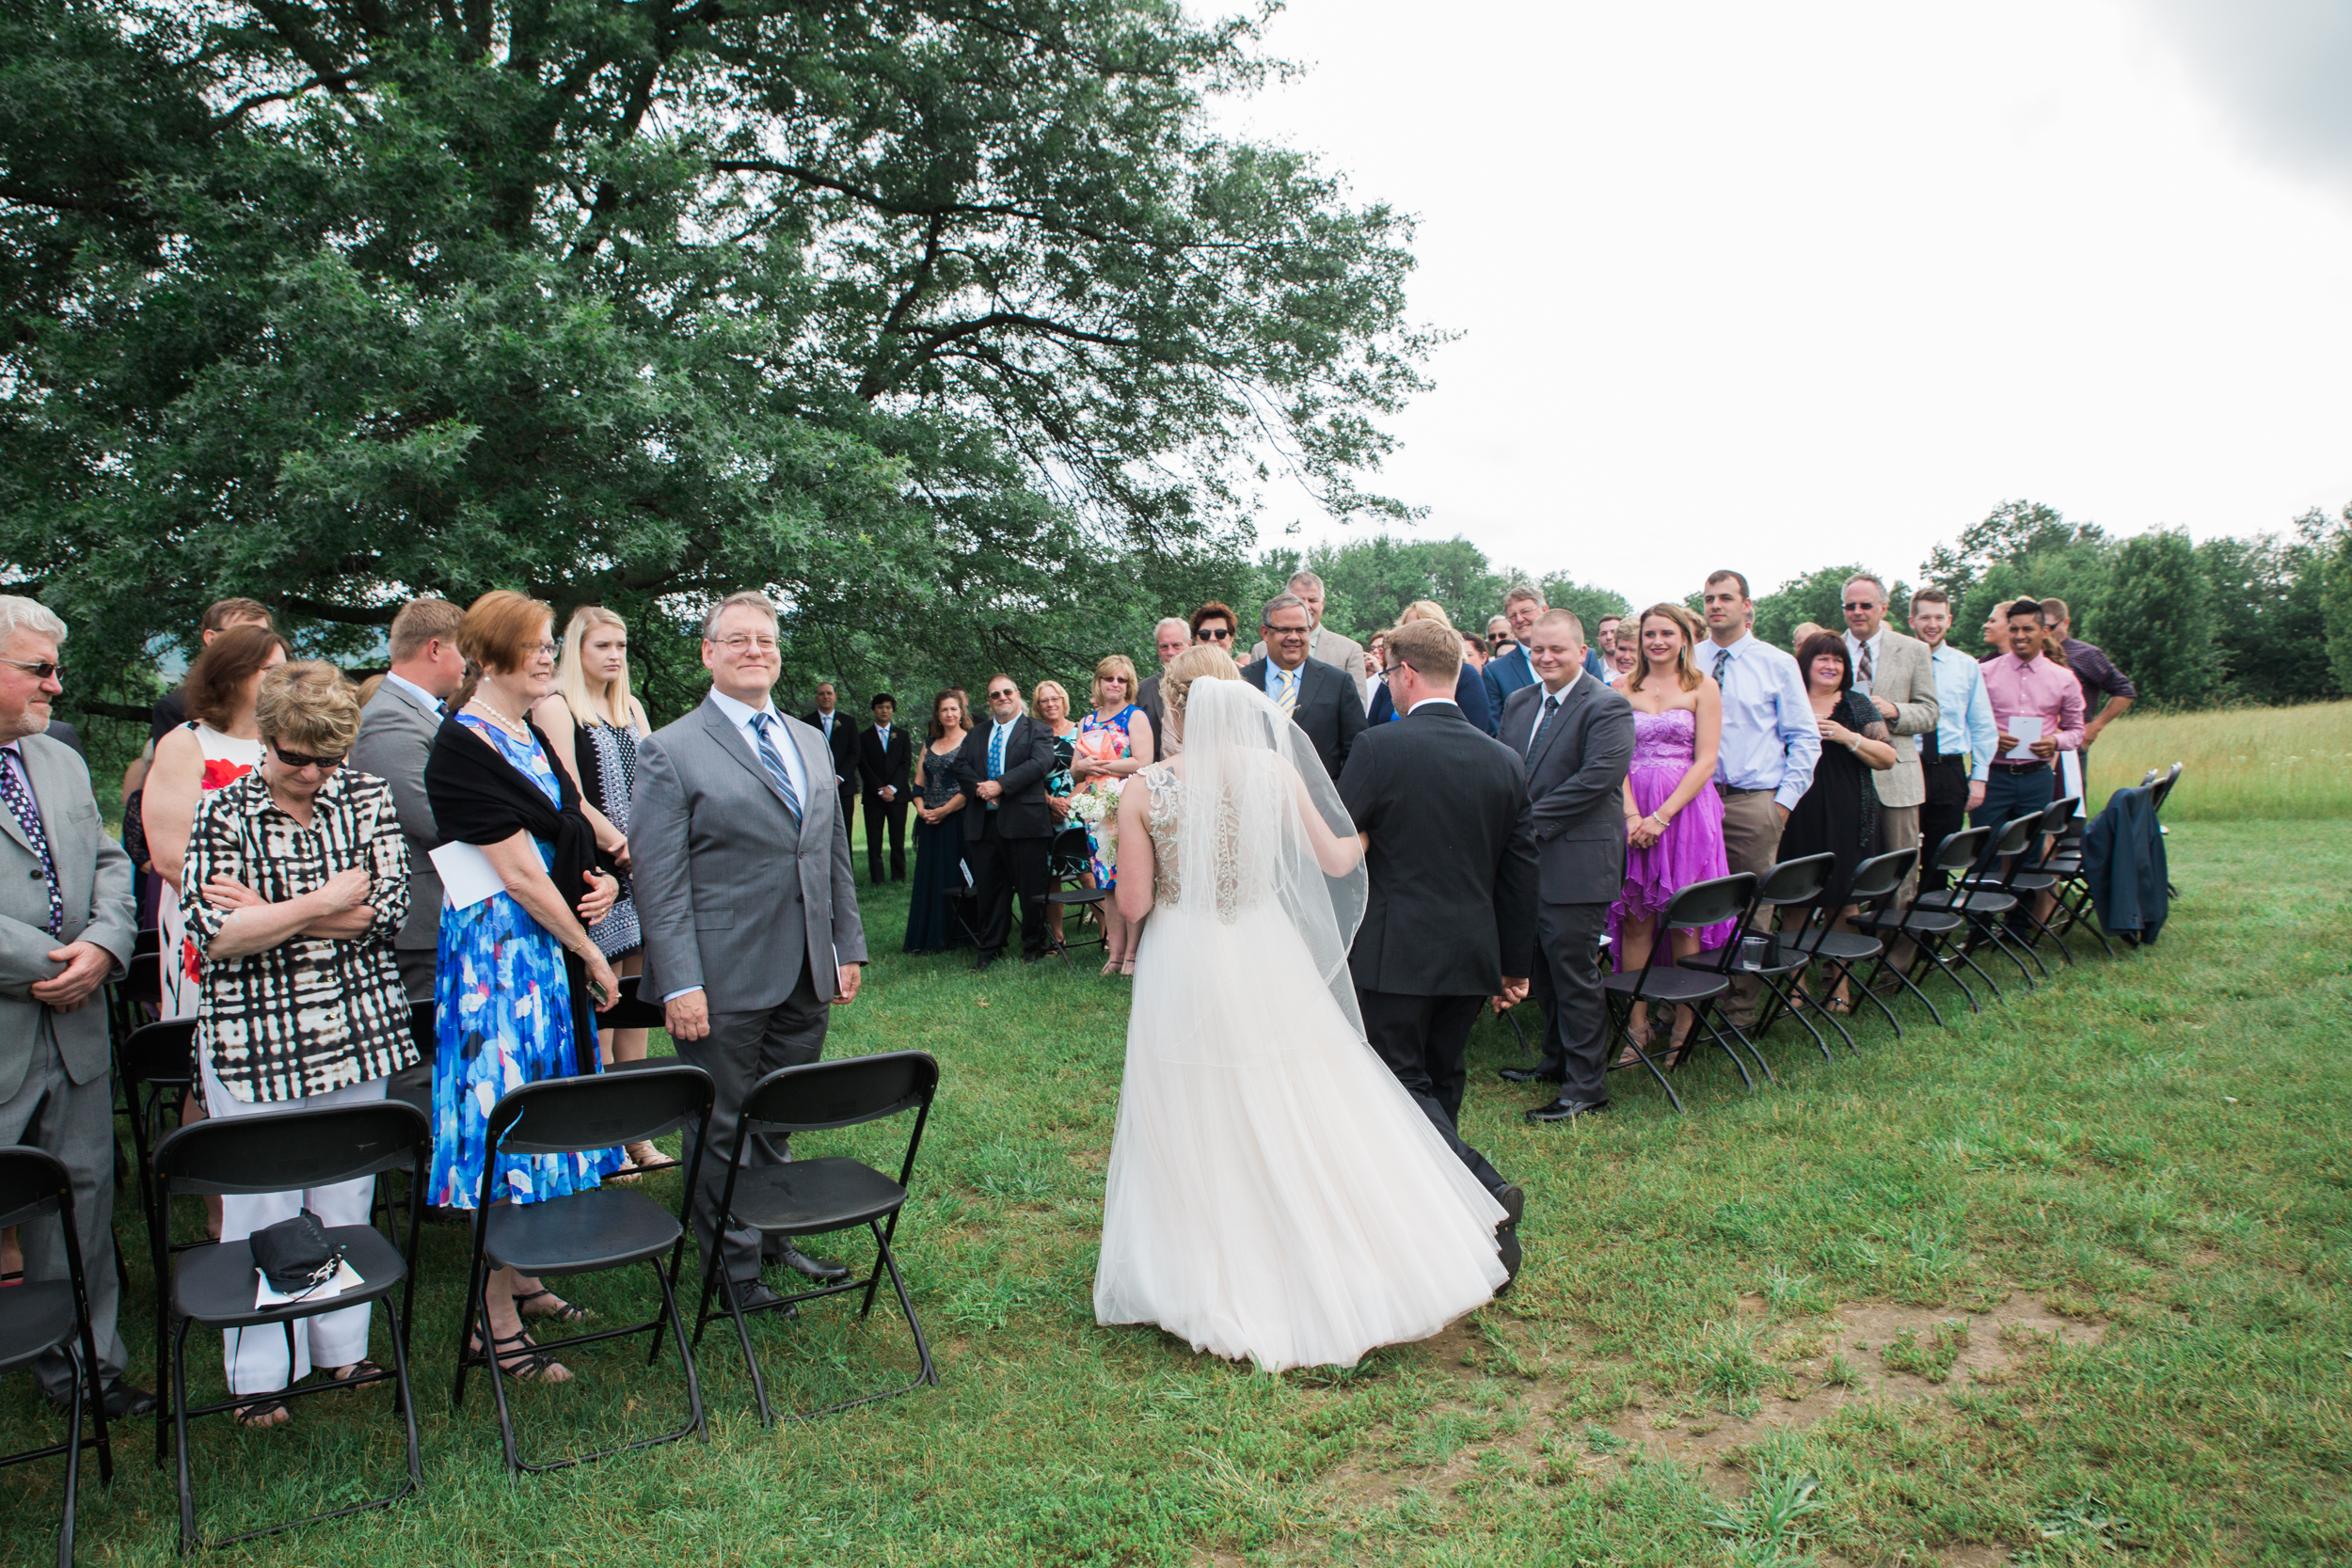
[1239,593,1366,780]
[1337,619,1538,1279]
[804,681,861,833]
[856,692,912,883]
[953,673,1056,969]
[1493,609,1635,1122]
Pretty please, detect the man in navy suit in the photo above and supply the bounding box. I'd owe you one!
[1238,594,1366,780]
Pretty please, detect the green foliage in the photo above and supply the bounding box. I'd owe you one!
[2198,514,2335,706]
[1294,533,1513,640]
[0,0,1436,722]
[2324,507,2352,697]
[1536,573,1632,635]
[2096,529,2214,709]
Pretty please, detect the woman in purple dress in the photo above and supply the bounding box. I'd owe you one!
[1608,604,1734,1058]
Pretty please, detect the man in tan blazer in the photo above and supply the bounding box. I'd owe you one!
[1248,569,1364,676]
[1842,574,1938,906]
[0,596,143,1416]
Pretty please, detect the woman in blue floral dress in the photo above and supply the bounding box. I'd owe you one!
[425,592,626,1384]
[1073,655,1155,974]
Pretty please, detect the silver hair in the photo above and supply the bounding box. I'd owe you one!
[1154,616,1191,639]
[702,590,779,640]
[1502,584,1545,609]
[1260,592,1310,626]
[1285,570,1325,594]
[1842,572,1888,599]
[0,595,68,646]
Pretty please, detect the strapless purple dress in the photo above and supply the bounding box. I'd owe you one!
[1607,707,1736,962]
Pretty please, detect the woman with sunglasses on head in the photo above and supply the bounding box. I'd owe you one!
[1073,654,1155,974]
[179,661,419,1427]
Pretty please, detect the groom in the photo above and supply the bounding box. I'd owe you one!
[1337,619,1539,1281]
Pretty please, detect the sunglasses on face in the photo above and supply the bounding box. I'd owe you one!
[1197,626,1234,641]
[0,657,63,681]
[1841,601,1879,612]
[271,742,346,770]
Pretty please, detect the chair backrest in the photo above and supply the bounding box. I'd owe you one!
[2149,763,2182,815]
[743,1052,940,1135]
[153,1100,430,1196]
[122,948,162,1009]
[1661,873,1756,932]
[134,926,161,957]
[598,975,670,1034]
[0,1144,71,1231]
[2032,797,2078,855]
[1931,825,1992,871]
[1844,847,1917,908]
[119,1017,198,1090]
[485,1062,714,1157]
[1755,853,1835,908]
[1991,813,2040,860]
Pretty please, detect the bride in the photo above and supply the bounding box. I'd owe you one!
[1093,647,1508,1371]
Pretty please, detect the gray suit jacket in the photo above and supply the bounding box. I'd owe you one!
[631,695,867,1013]
[1856,628,1937,811]
[0,735,135,1097]
[1498,675,1636,906]
[350,684,444,953]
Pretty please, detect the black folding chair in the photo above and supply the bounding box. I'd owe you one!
[1989,797,2082,968]
[105,939,161,1056]
[1603,874,1757,1113]
[0,1147,113,1568]
[116,1018,197,1229]
[1917,814,2046,989]
[2149,764,2183,898]
[2038,812,2117,958]
[693,1052,941,1425]
[1861,830,1994,1019]
[1784,847,1915,1037]
[150,1101,428,1552]
[1682,854,1836,1068]
[1048,883,1109,966]
[453,1064,713,1476]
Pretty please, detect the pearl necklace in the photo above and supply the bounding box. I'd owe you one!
[465,696,532,741]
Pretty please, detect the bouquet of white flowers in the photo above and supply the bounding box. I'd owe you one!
[1067,787,1113,828]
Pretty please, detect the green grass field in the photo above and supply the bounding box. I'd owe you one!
[2088,701,2352,820]
[6,787,2348,1564]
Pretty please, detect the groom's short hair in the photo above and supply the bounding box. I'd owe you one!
[1532,607,1585,645]
[1387,618,1462,686]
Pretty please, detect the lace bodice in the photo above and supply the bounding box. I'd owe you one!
[1142,763,1256,921]
[1629,706,1700,774]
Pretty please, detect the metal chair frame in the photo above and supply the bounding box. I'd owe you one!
[1048,881,1109,966]
[1679,854,1838,1067]
[692,1052,941,1425]
[452,1064,713,1478]
[0,1146,114,1568]
[1919,814,2047,989]
[1782,847,1918,1043]
[115,1018,198,1240]
[1860,828,1998,1017]
[1603,874,1758,1113]
[149,1101,428,1553]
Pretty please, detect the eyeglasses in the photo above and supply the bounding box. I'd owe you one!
[0,657,63,681]
[714,634,780,653]
[271,742,346,770]
[1263,623,1310,637]
[1196,626,1234,641]
[1376,662,1404,680]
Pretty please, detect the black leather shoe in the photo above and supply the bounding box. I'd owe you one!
[775,1244,850,1283]
[971,953,997,973]
[1498,1066,1564,1085]
[101,1381,158,1419]
[1526,1096,1609,1123]
[1492,1183,1525,1291]
[727,1279,799,1316]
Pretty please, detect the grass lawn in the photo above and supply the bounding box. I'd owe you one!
[4,812,2347,1566]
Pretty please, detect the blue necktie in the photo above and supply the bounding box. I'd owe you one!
[1713,646,1731,686]
[750,713,803,821]
[986,722,1005,809]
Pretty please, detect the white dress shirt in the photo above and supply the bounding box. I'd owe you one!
[380,671,446,720]
[707,687,810,807]
[1706,633,1822,812]
[1842,627,1884,696]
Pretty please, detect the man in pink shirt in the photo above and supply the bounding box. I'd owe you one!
[1973,598,2084,869]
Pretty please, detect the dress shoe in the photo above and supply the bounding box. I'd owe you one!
[1492,1183,1525,1291]
[1497,1066,1563,1085]
[1021,949,1047,964]
[52,1380,158,1420]
[774,1244,850,1283]
[970,953,997,973]
[1526,1096,1609,1124]
[726,1279,799,1316]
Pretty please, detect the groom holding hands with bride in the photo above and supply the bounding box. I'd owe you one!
[1092,629,1535,1375]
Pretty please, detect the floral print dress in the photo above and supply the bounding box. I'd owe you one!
[1074,705,1140,887]
[429,715,624,1210]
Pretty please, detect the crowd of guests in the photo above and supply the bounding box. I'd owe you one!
[0,560,2135,1426]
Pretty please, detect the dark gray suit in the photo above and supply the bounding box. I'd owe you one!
[631,694,867,1282]
[350,680,445,1003]
[0,734,135,1399]
[1238,656,1366,780]
[1498,675,1635,1105]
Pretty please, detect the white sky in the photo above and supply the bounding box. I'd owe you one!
[1218,0,2352,604]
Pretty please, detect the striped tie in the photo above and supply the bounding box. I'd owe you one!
[1274,667,1297,715]
[750,713,803,821]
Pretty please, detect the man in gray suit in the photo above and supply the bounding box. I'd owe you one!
[349,597,466,1004]
[1840,574,1937,911]
[0,597,145,1415]
[1492,609,1635,1123]
[631,591,868,1307]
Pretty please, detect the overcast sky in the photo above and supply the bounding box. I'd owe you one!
[1217,0,2352,604]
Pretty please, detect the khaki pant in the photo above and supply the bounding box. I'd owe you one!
[1716,786,1785,1027]
[1878,802,1920,909]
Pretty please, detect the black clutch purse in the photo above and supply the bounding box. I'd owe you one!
[249,1209,343,1294]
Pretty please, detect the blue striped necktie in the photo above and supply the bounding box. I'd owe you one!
[750,713,803,820]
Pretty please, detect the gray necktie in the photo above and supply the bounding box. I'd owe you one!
[1527,692,1562,763]
[1713,646,1731,685]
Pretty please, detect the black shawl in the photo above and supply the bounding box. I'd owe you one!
[424,716,612,1072]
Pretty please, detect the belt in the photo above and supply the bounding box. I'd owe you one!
[1715,783,1774,796]
[1990,759,2049,773]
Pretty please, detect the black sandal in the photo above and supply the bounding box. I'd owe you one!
[512,1288,588,1323]
[232,1398,290,1428]
[320,1359,385,1389]
[472,1329,572,1382]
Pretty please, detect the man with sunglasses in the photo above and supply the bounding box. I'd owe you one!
[0,595,145,1418]
[1840,574,1938,910]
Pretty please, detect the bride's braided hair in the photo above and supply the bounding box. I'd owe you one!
[1158,644,1239,746]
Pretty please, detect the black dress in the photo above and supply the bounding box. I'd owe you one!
[1045,728,1092,882]
[1777,689,1884,913]
[904,744,970,953]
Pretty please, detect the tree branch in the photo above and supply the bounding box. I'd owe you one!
[277,595,400,626]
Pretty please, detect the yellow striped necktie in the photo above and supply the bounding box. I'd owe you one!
[1274,667,1297,714]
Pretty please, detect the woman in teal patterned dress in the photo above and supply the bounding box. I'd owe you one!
[425,591,625,1384]
[1072,655,1155,974]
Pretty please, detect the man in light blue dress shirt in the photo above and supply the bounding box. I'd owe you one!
[1906,589,1998,890]
[1699,571,1822,1028]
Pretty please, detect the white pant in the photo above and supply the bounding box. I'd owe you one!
[201,1065,388,1398]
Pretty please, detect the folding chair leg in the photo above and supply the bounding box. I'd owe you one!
[1694,1006,1756,1091]
[171,1318,197,1553]
[1845,959,1904,1039]
[382,1299,425,1496]
[57,1347,82,1568]
[1772,977,1836,1062]
[1608,1001,1685,1115]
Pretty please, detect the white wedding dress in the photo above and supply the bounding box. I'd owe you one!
[1093,678,1507,1371]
